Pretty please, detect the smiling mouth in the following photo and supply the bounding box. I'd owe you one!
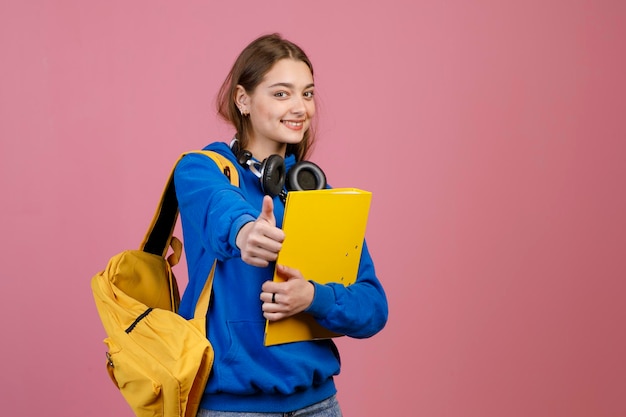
[282,120,304,128]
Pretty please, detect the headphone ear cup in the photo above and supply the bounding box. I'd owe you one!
[286,161,327,191]
[236,149,253,167]
[261,154,286,197]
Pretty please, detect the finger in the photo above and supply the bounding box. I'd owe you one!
[258,195,275,225]
[254,225,284,246]
[249,215,284,245]
[243,247,281,266]
[263,311,285,322]
[261,280,280,294]
[262,300,286,316]
[241,255,269,268]
[260,290,276,303]
[275,264,302,280]
[246,238,282,259]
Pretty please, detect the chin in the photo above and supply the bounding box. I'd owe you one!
[279,135,306,145]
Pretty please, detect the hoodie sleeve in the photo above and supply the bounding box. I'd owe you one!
[173,152,257,260]
[304,240,388,338]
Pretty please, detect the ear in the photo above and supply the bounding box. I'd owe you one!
[235,85,249,113]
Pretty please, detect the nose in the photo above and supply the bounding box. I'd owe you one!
[290,96,307,115]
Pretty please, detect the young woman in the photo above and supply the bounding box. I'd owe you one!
[174,33,388,416]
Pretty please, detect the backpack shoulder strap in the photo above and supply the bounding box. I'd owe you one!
[140,150,239,258]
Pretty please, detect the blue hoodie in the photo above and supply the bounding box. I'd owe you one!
[173,141,388,412]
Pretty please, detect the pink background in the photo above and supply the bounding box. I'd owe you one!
[1,1,625,416]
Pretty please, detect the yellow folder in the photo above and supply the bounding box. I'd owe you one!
[264,188,372,346]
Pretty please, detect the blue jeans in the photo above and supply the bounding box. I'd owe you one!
[196,394,342,417]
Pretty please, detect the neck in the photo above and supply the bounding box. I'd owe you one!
[247,142,287,161]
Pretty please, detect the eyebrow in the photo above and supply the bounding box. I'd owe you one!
[267,82,315,90]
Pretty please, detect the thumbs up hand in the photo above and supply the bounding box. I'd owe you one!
[236,195,285,267]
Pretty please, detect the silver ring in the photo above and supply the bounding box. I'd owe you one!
[272,293,276,304]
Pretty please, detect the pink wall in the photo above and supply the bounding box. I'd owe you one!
[1,1,625,416]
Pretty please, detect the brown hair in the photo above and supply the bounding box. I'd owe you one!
[216,33,316,161]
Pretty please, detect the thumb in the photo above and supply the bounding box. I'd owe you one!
[275,264,301,281]
[258,195,275,225]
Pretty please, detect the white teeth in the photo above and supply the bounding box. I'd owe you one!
[283,120,303,127]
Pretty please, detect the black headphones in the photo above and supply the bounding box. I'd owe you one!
[230,139,327,199]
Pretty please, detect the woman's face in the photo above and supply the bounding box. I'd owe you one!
[237,58,315,158]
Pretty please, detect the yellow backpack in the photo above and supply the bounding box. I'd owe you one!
[91,151,238,417]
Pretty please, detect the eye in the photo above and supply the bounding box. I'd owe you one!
[274,91,288,98]
[304,90,315,100]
